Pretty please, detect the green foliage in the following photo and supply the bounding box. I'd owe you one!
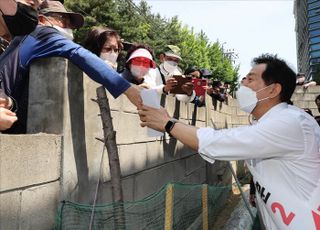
[64,0,239,84]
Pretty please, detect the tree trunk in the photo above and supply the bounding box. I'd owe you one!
[96,86,126,229]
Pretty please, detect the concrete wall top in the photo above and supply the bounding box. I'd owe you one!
[0,134,62,192]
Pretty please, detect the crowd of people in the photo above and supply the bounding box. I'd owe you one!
[0,0,233,133]
[0,1,319,229]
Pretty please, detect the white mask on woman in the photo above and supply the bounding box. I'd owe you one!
[163,60,178,73]
[130,65,149,78]
[100,52,118,70]
[236,85,272,113]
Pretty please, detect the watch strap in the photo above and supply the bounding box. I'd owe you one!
[165,119,177,137]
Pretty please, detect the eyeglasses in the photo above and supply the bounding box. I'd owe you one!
[165,56,180,63]
[101,46,119,53]
[48,13,68,19]
[47,13,70,24]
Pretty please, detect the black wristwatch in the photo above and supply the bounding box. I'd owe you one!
[165,118,177,137]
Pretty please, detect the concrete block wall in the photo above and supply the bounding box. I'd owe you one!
[0,134,62,230]
[82,76,208,204]
[292,85,320,116]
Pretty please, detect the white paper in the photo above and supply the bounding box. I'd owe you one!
[141,89,164,137]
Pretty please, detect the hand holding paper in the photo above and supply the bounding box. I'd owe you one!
[140,89,164,137]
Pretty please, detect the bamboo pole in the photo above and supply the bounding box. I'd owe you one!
[202,184,208,230]
[164,183,174,230]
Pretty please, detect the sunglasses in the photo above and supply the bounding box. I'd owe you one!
[130,58,151,68]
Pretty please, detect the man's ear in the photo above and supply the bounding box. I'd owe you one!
[38,15,47,25]
[270,83,282,99]
[159,53,164,62]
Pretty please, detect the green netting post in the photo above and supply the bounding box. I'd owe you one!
[164,183,174,230]
[202,184,209,230]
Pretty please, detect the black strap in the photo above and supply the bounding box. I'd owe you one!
[158,67,166,85]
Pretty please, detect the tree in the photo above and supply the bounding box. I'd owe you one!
[64,0,240,85]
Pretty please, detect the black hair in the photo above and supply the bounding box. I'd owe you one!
[252,54,296,104]
[200,68,213,78]
[49,0,64,3]
[83,26,123,56]
[316,94,320,105]
[303,108,313,116]
[184,66,199,75]
[316,95,320,112]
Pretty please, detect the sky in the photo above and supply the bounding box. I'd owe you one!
[133,0,297,80]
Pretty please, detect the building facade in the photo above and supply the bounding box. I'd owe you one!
[294,0,320,82]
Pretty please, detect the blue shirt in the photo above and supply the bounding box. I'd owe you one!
[0,26,131,133]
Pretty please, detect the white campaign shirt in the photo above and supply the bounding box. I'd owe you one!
[197,103,320,230]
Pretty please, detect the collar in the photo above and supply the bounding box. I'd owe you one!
[258,102,288,123]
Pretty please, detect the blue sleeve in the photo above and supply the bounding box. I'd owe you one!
[19,26,130,98]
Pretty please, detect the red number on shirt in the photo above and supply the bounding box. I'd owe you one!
[271,202,295,226]
[312,206,320,230]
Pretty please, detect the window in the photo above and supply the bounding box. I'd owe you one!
[310,29,320,37]
[310,43,320,51]
[310,50,320,58]
[309,14,320,23]
[309,57,320,64]
[309,22,320,30]
[309,0,318,4]
[308,1,320,10]
[308,8,320,17]
[310,36,320,44]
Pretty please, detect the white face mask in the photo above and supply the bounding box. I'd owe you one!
[130,65,149,78]
[236,85,272,113]
[163,60,178,73]
[100,51,118,70]
[53,25,74,40]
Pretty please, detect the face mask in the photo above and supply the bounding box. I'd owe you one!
[163,60,178,73]
[53,26,74,40]
[100,51,118,69]
[2,2,38,36]
[236,85,272,113]
[130,65,149,78]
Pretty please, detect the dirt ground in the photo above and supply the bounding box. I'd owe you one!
[210,192,242,230]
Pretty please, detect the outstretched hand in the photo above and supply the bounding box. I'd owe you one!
[0,107,17,131]
[124,86,143,109]
[138,105,170,132]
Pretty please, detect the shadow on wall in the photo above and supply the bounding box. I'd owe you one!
[67,63,90,202]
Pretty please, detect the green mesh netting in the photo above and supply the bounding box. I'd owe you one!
[55,183,230,230]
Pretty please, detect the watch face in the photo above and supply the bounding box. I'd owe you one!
[165,119,177,136]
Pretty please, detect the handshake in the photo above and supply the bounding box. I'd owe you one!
[0,89,17,131]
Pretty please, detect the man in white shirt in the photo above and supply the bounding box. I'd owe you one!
[138,54,320,230]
